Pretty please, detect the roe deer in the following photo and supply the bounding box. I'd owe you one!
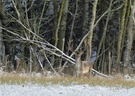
[75,51,92,78]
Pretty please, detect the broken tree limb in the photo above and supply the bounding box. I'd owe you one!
[92,69,109,78]
[1,26,109,78]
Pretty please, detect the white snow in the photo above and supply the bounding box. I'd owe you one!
[0,84,135,96]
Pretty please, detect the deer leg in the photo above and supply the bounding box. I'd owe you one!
[88,69,92,78]
[16,60,20,72]
[79,71,83,78]
[88,71,91,78]
[76,69,79,77]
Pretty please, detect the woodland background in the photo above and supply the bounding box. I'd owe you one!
[0,0,135,76]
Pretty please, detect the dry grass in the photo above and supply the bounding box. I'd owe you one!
[0,73,135,88]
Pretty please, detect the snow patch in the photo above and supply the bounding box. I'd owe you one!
[0,84,135,96]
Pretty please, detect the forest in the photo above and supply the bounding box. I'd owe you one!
[0,0,135,77]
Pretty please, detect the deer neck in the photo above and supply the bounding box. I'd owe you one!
[75,56,82,67]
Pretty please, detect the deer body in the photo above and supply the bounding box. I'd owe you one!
[75,52,92,77]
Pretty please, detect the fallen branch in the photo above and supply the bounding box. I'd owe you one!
[92,69,109,78]
[0,26,108,78]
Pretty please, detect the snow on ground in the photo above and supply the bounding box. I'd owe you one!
[0,84,135,96]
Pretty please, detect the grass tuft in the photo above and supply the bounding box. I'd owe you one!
[0,73,135,88]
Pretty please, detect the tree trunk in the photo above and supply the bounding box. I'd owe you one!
[0,1,4,67]
[116,0,128,73]
[0,19,2,66]
[86,0,98,61]
[97,0,113,72]
[53,0,65,68]
[123,0,135,75]
[83,0,89,35]
[57,0,69,69]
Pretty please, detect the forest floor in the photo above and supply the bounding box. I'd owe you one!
[0,71,135,96]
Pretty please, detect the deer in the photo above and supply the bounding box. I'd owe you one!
[75,51,92,78]
[68,39,92,77]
